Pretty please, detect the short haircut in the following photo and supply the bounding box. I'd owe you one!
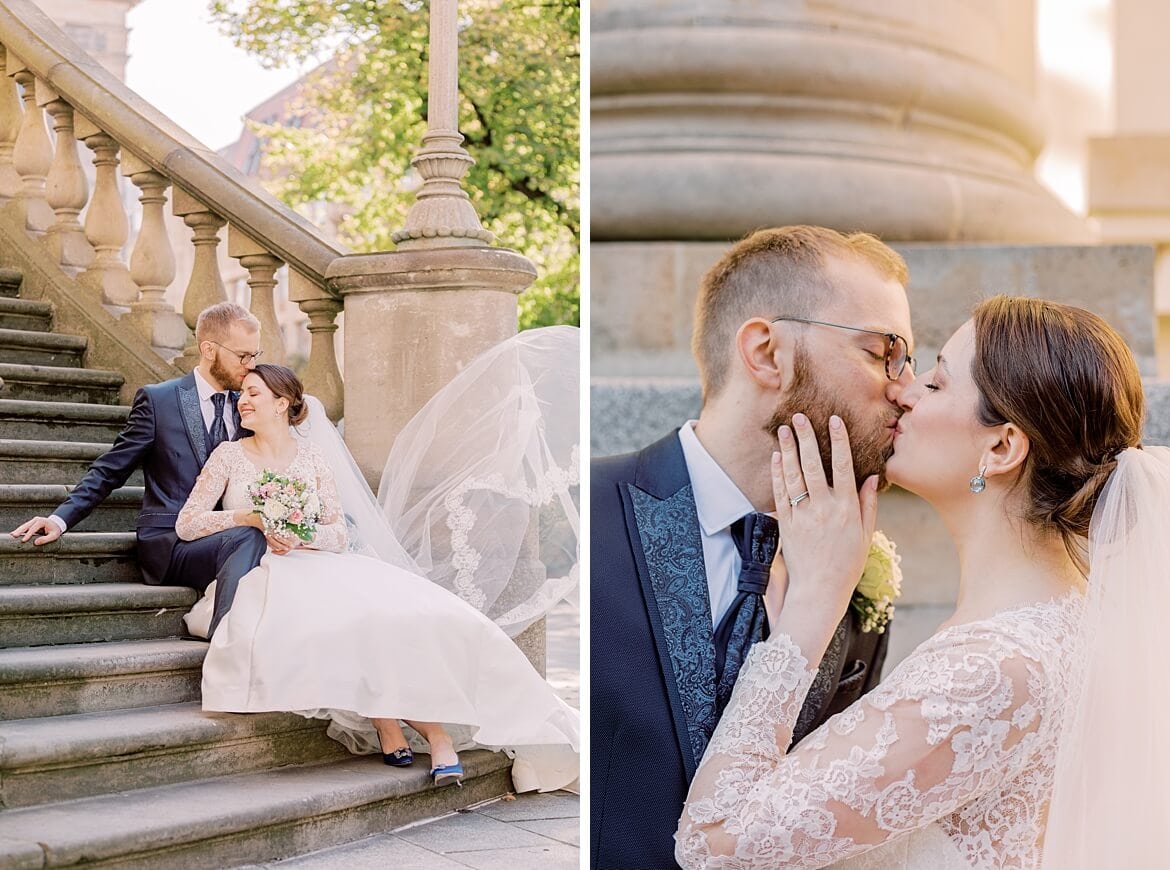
[692,226,908,403]
[195,302,260,345]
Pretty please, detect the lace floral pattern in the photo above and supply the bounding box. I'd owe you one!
[175,440,348,553]
[677,594,1083,869]
[442,444,580,608]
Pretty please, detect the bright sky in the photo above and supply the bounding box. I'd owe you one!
[124,0,307,151]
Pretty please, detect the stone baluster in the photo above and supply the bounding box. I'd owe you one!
[228,225,286,365]
[289,269,343,422]
[172,189,227,369]
[122,153,187,357]
[37,85,93,274]
[7,64,53,235]
[0,48,23,201]
[74,118,138,305]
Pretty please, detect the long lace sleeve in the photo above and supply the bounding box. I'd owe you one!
[306,446,348,553]
[677,626,1055,869]
[175,445,237,541]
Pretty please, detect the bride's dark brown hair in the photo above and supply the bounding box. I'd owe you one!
[248,364,308,426]
[971,296,1145,562]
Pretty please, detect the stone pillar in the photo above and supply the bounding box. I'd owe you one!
[1087,0,1170,376]
[334,0,542,670]
[592,0,1087,243]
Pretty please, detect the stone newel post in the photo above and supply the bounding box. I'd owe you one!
[330,0,543,668]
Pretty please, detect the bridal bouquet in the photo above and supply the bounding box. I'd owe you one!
[851,530,902,633]
[247,471,321,542]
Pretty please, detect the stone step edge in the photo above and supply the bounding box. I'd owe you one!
[0,363,123,388]
[0,438,112,459]
[0,583,195,614]
[0,297,51,316]
[0,638,206,687]
[0,484,143,505]
[0,398,129,422]
[0,328,86,351]
[0,531,137,555]
[0,751,512,867]
[0,702,328,770]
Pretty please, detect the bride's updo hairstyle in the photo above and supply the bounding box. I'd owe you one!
[248,364,308,426]
[971,296,1144,556]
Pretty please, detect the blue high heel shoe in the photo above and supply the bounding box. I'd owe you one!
[431,759,464,788]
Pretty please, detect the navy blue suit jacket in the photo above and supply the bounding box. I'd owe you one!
[55,372,242,585]
[590,431,889,870]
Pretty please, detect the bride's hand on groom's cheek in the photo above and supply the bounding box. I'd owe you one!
[771,413,878,620]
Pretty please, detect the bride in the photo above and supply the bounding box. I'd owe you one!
[175,328,579,793]
[676,296,1168,868]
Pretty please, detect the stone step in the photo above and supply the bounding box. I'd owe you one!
[0,485,142,535]
[0,327,85,367]
[0,531,139,584]
[0,296,51,331]
[0,638,205,720]
[0,750,512,869]
[0,362,124,404]
[0,438,141,485]
[0,397,129,442]
[0,268,22,298]
[0,702,352,809]
[0,583,195,648]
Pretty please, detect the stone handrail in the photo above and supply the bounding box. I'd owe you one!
[0,0,344,418]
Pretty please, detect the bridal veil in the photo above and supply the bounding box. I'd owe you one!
[293,325,580,637]
[1042,446,1170,867]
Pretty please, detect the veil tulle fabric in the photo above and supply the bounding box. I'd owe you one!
[1041,446,1170,868]
[292,325,580,637]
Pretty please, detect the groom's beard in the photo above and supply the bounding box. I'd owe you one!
[765,344,897,490]
[210,353,246,391]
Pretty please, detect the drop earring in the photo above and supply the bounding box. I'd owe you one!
[969,466,987,494]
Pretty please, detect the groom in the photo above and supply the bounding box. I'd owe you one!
[591,226,914,869]
[10,301,269,637]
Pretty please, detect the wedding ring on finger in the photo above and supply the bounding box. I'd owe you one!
[790,491,811,507]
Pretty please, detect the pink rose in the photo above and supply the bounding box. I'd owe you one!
[288,510,303,523]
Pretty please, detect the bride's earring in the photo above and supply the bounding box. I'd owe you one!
[969,466,987,494]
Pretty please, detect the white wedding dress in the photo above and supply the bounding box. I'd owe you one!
[676,593,1083,869]
[175,439,579,793]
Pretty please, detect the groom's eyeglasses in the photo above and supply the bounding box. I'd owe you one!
[770,317,915,381]
[209,341,264,365]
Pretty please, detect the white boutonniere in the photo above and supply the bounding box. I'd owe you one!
[851,530,902,633]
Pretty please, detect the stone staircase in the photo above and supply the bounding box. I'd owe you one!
[0,274,511,868]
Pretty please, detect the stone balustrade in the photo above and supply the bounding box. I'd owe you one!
[0,0,347,420]
[0,5,552,678]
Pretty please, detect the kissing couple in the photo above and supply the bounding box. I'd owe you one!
[592,226,1168,868]
[12,302,579,792]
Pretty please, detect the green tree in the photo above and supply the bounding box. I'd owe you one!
[211,0,579,329]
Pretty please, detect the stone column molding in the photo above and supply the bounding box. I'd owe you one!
[74,118,138,305]
[592,0,1088,242]
[392,0,493,249]
[7,64,52,235]
[289,268,344,423]
[0,47,23,201]
[38,84,93,273]
[228,224,286,366]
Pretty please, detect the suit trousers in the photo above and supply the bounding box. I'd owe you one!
[163,526,267,637]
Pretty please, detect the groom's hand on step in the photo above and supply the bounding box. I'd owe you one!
[10,516,63,546]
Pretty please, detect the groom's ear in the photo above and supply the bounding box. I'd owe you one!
[735,318,788,391]
[983,422,1030,481]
